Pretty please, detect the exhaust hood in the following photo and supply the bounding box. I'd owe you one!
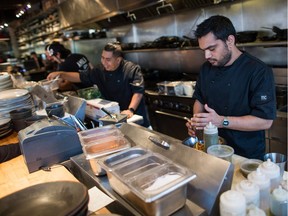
[58,0,236,30]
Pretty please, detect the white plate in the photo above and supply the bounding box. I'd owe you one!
[0,78,12,85]
[0,73,11,82]
[0,89,29,100]
[0,118,11,126]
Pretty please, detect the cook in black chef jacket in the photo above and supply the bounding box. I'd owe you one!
[47,43,151,128]
[186,15,276,160]
[46,42,93,91]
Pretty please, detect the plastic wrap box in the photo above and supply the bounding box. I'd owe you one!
[85,99,120,120]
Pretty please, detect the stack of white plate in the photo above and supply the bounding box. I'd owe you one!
[0,89,35,121]
[0,73,13,91]
[0,118,12,138]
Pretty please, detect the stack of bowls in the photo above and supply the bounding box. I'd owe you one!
[10,108,32,132]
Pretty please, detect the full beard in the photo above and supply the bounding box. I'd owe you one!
[208,45,232,67]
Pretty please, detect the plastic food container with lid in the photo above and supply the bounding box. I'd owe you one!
[207,145,234,162]
[79,126,131,176]
[99,147,197,216]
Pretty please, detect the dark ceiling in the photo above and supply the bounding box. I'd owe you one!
[0,0,41,24]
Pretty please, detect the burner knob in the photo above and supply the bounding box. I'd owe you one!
[174,103,179,109]
[153,99,159,105]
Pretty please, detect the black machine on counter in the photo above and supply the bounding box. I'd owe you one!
[18,118,82,173]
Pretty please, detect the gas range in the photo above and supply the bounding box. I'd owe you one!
[145,90,194,114]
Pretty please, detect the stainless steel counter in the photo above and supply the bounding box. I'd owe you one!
[68,123,234,216]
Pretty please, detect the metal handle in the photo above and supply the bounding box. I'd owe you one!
[155,110,189,121]
[156,1,174,15]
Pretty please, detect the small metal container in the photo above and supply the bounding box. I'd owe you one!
[99,147,197,216]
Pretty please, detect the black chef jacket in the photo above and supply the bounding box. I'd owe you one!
[58,53,91,89]
[193,51,276,159]
[80,60,150,127]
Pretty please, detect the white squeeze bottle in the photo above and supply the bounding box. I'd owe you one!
[270,185,288,216]
[247,168,270,215]
[219,190,246,216]
[204,122,218,151]
[258,158,281,191]
[234,180,260,210]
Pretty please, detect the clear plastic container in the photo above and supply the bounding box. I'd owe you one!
[79,129,123,145]
[207,145,234,162]
[114,154,167,180]
[78,125,116,138]
[99,147,197,216]
[82,136,131,159]
[101,147,149,170]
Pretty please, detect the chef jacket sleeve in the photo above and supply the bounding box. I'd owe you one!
[249,67,277,120]
[129,64,145,94]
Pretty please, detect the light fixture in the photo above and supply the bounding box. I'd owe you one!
[16,3,32,18]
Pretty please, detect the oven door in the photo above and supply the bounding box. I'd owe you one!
[150,110,191,140]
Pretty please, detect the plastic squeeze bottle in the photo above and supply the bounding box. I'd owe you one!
[204,122,218,151]
[258,158,281,191]
[270,185,288,216]
[247,168,270,215]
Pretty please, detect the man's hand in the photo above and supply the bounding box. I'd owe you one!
[190,104,223,130]
[121,109,134,118]
[47,71,62,80]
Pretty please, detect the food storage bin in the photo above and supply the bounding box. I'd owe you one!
[79,128,123,145]
[157,81,183,96]
[102,147,149,170]
[78,124,116,139]
[81,129,131,176]
[99,147,196,216]
[82,136,131,159]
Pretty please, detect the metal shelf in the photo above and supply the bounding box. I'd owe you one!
[122,41,288,53]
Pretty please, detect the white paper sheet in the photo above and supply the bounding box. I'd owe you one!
[87,186,114,214]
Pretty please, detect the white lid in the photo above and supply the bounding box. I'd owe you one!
[259,158,280,179]
[220,190,246,213]
[271,185,288,202]
[235,180,260,204]
[247,168,270,189]
[204,122,218,134]
[247,206,266,216]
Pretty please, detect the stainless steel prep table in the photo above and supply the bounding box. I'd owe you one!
[67,123,234,216]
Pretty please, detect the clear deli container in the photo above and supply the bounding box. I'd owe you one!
[99,147,197,216]
[78,124,116,139]
[83,136,131,159]
[79,128,123,145]
[102,147,150,171]
[83,135,131,176]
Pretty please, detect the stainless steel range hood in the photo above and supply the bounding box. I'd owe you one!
[58,0,235,30]
[58,0,119,29]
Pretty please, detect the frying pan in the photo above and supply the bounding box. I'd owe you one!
[0,181,89,216]
[262,26,287,41]
[236,31,258,43]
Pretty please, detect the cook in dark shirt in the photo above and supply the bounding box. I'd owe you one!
[186,15,276,159]
[46,42,93,91]
[47,43,150,127]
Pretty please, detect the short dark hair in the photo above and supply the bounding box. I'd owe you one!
[104,43,123,58]
[195,15,236,43]
[47,42,71,58]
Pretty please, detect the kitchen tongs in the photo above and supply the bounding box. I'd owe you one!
[101,107,118,121]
